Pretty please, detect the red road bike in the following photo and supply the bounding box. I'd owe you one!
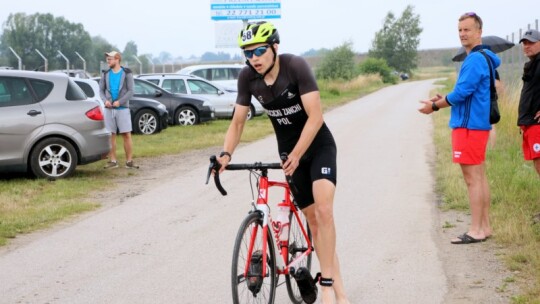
[206,155,316,304]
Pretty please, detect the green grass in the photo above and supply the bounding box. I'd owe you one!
[0,74,384,246]
[431,75,540,303]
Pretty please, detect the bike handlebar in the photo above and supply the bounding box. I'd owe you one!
[205,153,290,196]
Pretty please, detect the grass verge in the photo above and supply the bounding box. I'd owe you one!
[0,74,384,247]
[432,76,540,303]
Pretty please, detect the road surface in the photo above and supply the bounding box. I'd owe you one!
[0,79,448,303]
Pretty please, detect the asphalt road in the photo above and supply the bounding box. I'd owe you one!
[0,79,447,303]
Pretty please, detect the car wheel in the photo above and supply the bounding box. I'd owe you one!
[247,104,256,120]
[133,109,159,135]
[30,138,78,179]
[175,106,199,126]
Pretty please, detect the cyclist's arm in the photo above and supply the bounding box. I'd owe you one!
[284,91,324,176]
[219,104,250,172]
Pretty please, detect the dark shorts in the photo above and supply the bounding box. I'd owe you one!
[521,125,540,160]
[289,144,337,209]
[451,128,489,165]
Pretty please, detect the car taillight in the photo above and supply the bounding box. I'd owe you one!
[86,106,104,121]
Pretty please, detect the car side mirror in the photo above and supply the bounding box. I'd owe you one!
[154,90,162,97]
[217,90,224,95]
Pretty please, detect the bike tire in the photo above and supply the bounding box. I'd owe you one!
[285,210,313,304]
[231,211,277,304]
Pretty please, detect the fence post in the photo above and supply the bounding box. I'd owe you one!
[8,47,22,70]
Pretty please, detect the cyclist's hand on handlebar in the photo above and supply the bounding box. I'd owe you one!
[216,154,231,174]
[282,152,300,176]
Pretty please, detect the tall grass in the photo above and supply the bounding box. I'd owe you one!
[432,76,540,303]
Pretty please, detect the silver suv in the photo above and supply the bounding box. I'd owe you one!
[0,70,110,179]
[137,74,264,120]
[176,64,244,91]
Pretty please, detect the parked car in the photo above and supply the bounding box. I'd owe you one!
[132,78,215,126]
[176,64,244,91]
[0,70,110,179]
[137,74,264,120]
[74,78,168,135]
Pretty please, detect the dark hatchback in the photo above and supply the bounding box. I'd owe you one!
[77,78,169,135]
[133,78,215,125]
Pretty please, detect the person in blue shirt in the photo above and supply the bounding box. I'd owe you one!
[419,13,500,244]
[99,51,138,169]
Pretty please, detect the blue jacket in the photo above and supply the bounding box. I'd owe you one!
[446,46,501,130]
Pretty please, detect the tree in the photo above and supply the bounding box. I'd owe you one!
[123,41,138,62]
[0,13,92,71]
[315,42,356,80]
[369,5,422,73]
[90,35,117,73]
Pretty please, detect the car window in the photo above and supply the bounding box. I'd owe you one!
[163,79,187,94]
[0,77,34,107]
[29,79,54,101]
[65,79,87,101]
[212,68,228,81]
[191,69,207,80]
[230,68,241,79]
[187,79,219,95]
[75,81,94,97]
[134,80,158,95]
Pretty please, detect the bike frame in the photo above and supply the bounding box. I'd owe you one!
[244,170,313,281]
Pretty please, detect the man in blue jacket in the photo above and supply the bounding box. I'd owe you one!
[419,12,500,244]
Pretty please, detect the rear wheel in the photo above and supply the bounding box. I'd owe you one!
[246,104,256,120]
[286,210,313,304]
[30,138,78,179]
[175,106,199,125]
[232,211,276,304]
[133,109,159,135]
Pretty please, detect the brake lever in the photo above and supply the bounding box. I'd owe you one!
[206,155,227,196]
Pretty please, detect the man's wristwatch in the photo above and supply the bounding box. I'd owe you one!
[431,102,440,111]
[220,151,232,161]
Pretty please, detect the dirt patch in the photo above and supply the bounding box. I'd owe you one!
[435,208,519,303]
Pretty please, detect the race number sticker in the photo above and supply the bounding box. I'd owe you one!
[242,29,254,43]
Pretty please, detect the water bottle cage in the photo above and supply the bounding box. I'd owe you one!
[314,272,334,287]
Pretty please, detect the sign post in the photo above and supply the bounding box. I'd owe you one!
[211,0,281,49]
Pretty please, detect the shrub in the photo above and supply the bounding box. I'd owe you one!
[358,57,397,84]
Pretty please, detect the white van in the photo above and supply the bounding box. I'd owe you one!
[177,64,245,91]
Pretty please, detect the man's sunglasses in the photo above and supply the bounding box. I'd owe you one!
[244,45,271,59]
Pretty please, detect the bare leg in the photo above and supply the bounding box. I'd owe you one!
[454,164,489,241]
[122,132,133,161]
[534,159,540,177]
[109,133,117,162]
[302,179,349,304]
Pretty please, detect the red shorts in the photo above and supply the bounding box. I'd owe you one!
[521,125,540,160]
[451,128,490,165]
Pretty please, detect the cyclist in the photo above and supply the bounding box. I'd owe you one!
[217,21,350,304]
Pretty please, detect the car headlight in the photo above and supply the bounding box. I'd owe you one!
[157,104,166,111]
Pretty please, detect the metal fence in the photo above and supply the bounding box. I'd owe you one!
[498,19,539,84]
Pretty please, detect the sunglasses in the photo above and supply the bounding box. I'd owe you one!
[244,45,271,59]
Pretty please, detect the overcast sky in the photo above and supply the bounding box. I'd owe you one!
[0,0,537,59]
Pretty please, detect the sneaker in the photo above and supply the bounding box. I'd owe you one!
[104,161,118,169]
[125,160,139,169]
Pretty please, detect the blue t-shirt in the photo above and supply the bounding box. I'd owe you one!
[109,69,125,108]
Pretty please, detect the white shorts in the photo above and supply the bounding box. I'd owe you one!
[104,108,132,134]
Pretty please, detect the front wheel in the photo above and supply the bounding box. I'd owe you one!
[133,109,159,134]
[232,211,276,304]
[286,210,313,304]
[175,106,199,126]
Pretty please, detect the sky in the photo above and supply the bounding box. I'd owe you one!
[0,0,538,60]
